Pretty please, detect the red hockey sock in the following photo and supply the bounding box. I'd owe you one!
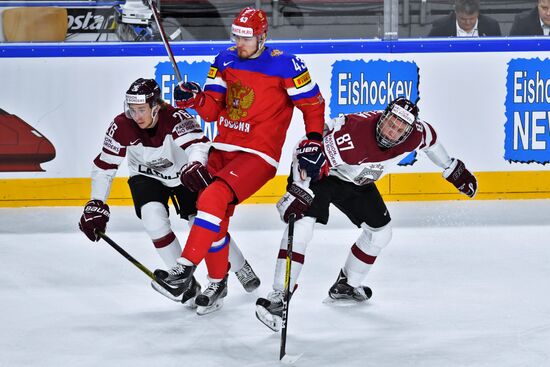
[181,180,234,265]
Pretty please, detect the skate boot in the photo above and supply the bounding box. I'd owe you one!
[328,269,373,302]
[152,270,201,307]
[195,274,228,315]
[151,259,197,302]
[255,290,285,332]
[235,260,261,292]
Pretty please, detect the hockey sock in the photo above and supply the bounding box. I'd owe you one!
[153,232,182,268]
[344,223,392,287]
[272,217,315,291]
[227,233,246,272]
[141,201,182,267]
[181,180,235,265]
[205,236,230,280]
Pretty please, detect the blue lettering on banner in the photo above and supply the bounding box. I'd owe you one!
[154,61,218,141]
[330,60,420,165]
[505,59,550,164]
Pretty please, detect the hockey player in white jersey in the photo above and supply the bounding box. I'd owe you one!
[78,78,260,314]
[256,97,477,331]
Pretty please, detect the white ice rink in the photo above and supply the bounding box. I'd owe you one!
[1,200,550,367]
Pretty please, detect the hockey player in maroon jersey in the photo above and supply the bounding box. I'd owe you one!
[255,97,478,331]
[78,78,260,313]
[151,7,327,314]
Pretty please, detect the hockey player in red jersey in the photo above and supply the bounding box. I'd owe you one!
[78,78,260,312]
[151,7,327,314]
[256,97,478,331]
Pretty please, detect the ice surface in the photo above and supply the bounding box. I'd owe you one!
[1,200,549,367]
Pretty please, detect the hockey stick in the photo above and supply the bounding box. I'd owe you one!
[145,0,183,83]
[279,214,303,364]
[97,231,181,298]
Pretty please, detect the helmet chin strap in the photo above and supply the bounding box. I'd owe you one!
[148,104,160,129]
[249,33,267,59]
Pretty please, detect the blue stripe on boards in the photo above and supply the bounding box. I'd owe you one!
[3,38,550,58]
[193,217,220,233]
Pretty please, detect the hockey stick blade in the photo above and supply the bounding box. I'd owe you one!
[97,232,181,298]
[280,353,303,365]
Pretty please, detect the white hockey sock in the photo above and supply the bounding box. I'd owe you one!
[141,202,181,268]
[344,223,392,287]
[153,233,182,268]
[272,217,315,291]
[228,234,245,272]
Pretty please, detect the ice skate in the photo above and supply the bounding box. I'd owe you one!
[235,260,261,292]
[151,259,196,302]
[255,290,284,332]
[326,269,372,303]
[195,275,228,315]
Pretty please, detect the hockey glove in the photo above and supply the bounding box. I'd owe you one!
[443,158,477,198]
[296,139,328,182]
[174,81,205,109]
[79,200,110,242]
[276,183,314,223]
[180,161,213,192]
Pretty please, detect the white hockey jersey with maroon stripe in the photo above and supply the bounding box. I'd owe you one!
[91,105,210,202]
[323,111,446,186]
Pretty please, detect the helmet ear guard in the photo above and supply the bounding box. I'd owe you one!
[124,78,161,120]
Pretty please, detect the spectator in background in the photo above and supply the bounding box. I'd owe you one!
[428,0,501,37]
[509,0,550,36]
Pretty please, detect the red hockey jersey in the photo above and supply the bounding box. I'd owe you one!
[196,46,325,167]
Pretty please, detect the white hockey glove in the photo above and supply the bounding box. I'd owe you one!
[276,183,314,223]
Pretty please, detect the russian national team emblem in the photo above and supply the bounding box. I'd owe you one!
[505,58,550,164]
[227,81,255,120]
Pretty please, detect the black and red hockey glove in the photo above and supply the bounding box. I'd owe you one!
[276,183,314,223]
[180,161,212,192]
[174,81,205,109]
[443,158,477,198]
[79,200,110,241]
[295,137,328,182]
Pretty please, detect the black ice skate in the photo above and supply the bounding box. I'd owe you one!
[151,269,201,307]
[328,269,373,302]
[151,260,197,302]
[235,260,261,292]
[195,274,228,315]
[255,290,284,332]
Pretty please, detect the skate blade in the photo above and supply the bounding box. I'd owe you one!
[322,296,368,306]
[151,281,182,302]
[255,305,281,332]
[280,353,303,364]
[196,298,224,315]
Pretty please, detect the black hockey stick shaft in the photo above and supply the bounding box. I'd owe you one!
[280,213,296,360]
[97,231,179,297]
[146,0,183,83]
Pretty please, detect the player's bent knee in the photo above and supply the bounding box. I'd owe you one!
[141,201,172,239]
[357,222,392,254]
[282,216,316,254]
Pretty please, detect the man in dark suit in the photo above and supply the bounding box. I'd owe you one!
[509,0,550,36]
[428,0,502,37]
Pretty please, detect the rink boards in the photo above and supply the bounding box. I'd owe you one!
[2,38,550,206]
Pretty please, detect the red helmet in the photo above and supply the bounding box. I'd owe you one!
[231,7,268,37]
